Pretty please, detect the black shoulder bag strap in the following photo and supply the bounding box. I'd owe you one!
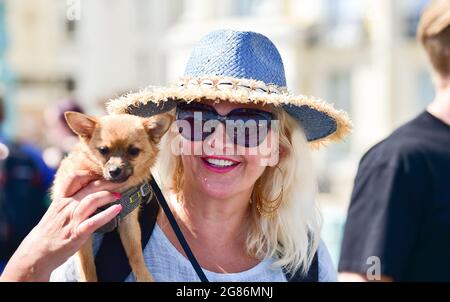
[95,177,317,282]
[148,178,208,282]
[95,189,159,282]
[95,177,208,282]
[284,252,319,282]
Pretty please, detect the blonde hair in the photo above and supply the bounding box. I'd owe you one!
[417,0,450,78]
[421,26,450,78]
[152,107,322,275]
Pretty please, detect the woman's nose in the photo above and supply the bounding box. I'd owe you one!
[204,122,234,152]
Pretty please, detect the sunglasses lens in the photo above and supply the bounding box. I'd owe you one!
[176,104,273,147]
[230,121,270,147]
[228,110,272,147]
[176,106,216,141]
[176,116,198,141]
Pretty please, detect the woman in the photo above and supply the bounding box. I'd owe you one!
[0,30,350,282]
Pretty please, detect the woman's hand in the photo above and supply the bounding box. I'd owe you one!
[0,171,124,282]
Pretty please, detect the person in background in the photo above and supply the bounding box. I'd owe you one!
[42,99,84,169]
[338,0,450,282]
[0,96,54,273]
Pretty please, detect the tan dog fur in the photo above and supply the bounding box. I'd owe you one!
[51,112,172,282]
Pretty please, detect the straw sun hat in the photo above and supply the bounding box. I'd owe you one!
[107,30,351,148]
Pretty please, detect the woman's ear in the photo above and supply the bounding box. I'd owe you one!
[144,113,174,143]
[64,111,98,139]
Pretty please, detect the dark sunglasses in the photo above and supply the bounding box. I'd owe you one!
[175,102,274,147]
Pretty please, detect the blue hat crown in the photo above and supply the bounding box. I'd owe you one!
[184,30,287,87]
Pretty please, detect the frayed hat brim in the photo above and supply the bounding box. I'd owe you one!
[106,85,351,148]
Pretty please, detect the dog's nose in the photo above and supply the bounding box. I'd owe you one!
[108,166,123,178]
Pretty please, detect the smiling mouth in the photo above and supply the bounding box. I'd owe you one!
[201,156,240,172]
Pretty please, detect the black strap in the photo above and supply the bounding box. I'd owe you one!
[284,252,319,282]
[149,178,209,282]
[95,194,159,282]
[95,179,318,282]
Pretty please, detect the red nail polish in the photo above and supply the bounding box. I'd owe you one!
[112,192,122,199]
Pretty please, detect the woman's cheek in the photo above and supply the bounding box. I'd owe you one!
[177,137,202,156]
[241,155,266,176]
[258,130,280,167]
[238,148,277,168]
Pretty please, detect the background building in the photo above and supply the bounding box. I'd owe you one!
[0,0,434,265]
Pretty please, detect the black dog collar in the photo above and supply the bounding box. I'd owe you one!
[95,181,153,233]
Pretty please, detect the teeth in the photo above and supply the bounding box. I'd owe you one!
[205,158,236,167]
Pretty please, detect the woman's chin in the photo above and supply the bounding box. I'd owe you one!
[197,182,238,200]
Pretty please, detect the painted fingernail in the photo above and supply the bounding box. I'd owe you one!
[112,192,122,199]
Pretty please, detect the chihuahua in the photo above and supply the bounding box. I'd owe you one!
[52,111,172,282]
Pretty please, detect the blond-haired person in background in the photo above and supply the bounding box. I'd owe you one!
[339,0,450,282]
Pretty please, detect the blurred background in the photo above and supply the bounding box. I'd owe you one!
[0,0,434,269]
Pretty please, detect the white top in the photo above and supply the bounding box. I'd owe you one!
[50,224,337,282]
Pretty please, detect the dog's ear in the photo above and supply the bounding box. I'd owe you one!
[143,113,173,143]
[64,111,98,139]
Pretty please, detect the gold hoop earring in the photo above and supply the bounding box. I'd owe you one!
[255,165,284,218]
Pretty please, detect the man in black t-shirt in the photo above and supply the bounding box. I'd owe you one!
[339,0,450,282]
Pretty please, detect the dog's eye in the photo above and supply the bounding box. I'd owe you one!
[98,146,110,156]
[128,147,140,157]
